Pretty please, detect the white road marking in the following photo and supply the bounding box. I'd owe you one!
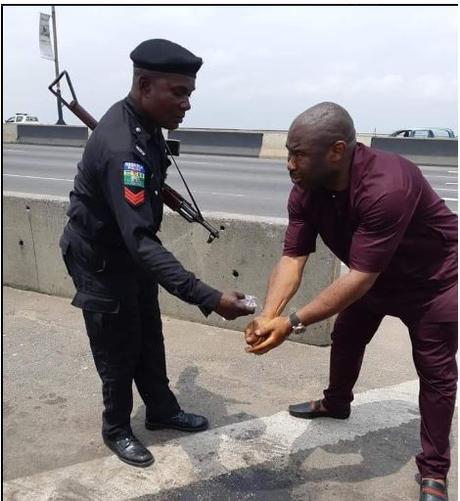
[195,190,245,198]
[3,170,457,207]
[182,160,217,165]
[3,380,425,501]
[3,174,73,182]
[445,183,458,185]
[448,171,458,174]
[424,174,458,179]
[3,149,34,153]
[211,192,244,197]
[3,176,246,199]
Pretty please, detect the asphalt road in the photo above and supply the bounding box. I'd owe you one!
[3,143,458,216]
[4,287,458,500]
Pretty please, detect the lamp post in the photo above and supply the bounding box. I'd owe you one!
[51,6,65,125]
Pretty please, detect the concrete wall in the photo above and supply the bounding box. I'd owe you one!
[16,124,89,147]
[3,193,340,346]
[371,137,458,167]
[259,132,287,158]
[258,132,385,157]
[168,129,264,157]
[3,123,18,143]
[5,124,374,157]
[356,133,389,147]
[168,130,394,159]
[5,125,456,167]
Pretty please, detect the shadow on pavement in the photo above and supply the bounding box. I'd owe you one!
[132,365,258,448]
[131,400,436,501]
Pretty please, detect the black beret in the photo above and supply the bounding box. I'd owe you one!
[130,39,203,77]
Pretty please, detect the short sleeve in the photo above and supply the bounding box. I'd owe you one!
[349,188,419,273]
[283,186,317,257]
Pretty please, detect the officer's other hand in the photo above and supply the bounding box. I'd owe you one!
[244,315,272,346]
[215,291,256,320]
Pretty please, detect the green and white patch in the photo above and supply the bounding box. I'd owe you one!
[123,161,145,188]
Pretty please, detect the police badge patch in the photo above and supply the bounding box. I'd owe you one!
[123,161,145,207]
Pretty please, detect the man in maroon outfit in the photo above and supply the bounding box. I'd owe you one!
[244,102,457,501]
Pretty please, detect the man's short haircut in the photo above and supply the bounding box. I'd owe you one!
[132,67,167,87]
[294,102,357,148]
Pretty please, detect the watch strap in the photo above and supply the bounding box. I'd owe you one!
[288,312,302,328]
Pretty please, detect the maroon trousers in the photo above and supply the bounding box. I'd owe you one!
[323,298,457,480]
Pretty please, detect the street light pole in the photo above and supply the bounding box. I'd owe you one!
[51,6,65,125]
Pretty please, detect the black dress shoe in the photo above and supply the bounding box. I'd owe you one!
[103,434,154,467]
[420,479,448,500]
[145,410,209,432]
[288,399,350,419]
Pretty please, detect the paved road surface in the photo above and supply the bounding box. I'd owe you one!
[3,287,458,500]
[3,143,458,216]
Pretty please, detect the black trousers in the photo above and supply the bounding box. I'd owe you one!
[61,228,180,439]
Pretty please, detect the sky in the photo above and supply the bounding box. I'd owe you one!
[2,4,458,133]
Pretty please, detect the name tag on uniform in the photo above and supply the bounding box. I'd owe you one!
[123,161,145,207]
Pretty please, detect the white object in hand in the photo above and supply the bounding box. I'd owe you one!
[241,295,258,309]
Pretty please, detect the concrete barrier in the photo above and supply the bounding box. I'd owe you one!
[3,192,340,346]
[371,137,458,167]
[356,133,391,147]
[6,125,456,166]
[2,195,39,291]
[168,129,264,157]
[16,124,89,147]
[259,132,287,158]
[3,123,18,143]
[256,132,386,158]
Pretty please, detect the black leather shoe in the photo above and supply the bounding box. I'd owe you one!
[103,434,154,467]
[288,399,350,419]
[420,479,448,500]
[145,410,209,432]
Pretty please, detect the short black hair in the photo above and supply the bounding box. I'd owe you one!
[293,102,356,147]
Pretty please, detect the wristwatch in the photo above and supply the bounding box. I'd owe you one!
[288,312,306,335]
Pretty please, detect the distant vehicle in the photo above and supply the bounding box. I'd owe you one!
[389,128,455,138]
[5,113,40,124]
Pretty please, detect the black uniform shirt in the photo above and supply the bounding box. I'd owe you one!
[66,95,221,313]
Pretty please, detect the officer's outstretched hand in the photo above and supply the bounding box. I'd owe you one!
[215,291,256,320]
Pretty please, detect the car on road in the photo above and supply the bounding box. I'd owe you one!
[389,128,455,138]
[5,113,40,124]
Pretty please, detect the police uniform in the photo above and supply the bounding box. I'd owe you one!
[60,40,221,442]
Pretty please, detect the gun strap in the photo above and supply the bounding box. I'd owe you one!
[164,139,204,221]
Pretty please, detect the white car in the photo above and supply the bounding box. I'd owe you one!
[390,128,455,138]
[5,113,40,124]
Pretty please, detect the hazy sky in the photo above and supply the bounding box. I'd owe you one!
[3,4,458,133]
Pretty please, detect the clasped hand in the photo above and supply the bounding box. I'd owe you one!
[244,315,291,355]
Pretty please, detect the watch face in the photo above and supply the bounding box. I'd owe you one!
[292,325,306,335]
[289,312,300,326]
[288,313,305,335]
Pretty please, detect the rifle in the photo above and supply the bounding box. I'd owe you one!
[48,71,220,243]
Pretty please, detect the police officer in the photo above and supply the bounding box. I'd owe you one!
[60,39,254,467]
